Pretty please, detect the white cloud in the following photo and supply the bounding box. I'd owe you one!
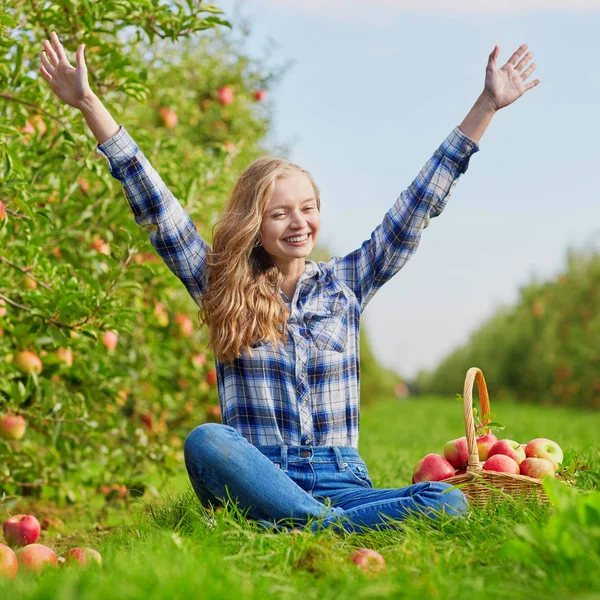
[255,0,600,17]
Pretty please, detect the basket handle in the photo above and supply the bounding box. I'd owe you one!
[463,367,492,473]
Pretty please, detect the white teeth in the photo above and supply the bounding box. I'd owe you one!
[285,234,309,243]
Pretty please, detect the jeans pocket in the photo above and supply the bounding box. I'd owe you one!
[344,462,372,489]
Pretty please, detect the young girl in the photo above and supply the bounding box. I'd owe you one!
[40,32,539,533]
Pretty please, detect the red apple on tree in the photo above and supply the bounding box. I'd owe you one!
[158,106,178,129]
[56,347,73,367]
[351,548,385,574]
[443,436,469,469]
[412,454,455,484]
[525,438,563,470]
[476,432,498,461]
[253,90,267,102]
[0,298,6,316]
[3,515,41,547]
[0,414,27,441]
[217,85,234,105]
[0,200,5,222]
[487,439,526,465]
[102,330,118,351]
[483,454,520,474]
[520,457,556,479]
[174,314,194,337]
[205,368,218,387]
[0,544,18,579]
[191,352,206,368]
[14,350,43,375]
[17,544,58,572]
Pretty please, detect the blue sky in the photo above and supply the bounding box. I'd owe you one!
[219,0,600,378]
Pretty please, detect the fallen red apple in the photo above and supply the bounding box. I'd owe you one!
[487,439,526,465]
[0,414,27,441]
[476,432,498,461]
[351,548,385,574]
[18,544,58,572]
[0,544,18,579]
[63,546,102,567]
[217,85,234,105]
[525,438,563,470]
[102,330,118,351]
[14,350,43,375]
[520,457,556,479]
[483,454,520,474]
[412,454,455,483]
[3,514,41,547]
[443,436,469,469]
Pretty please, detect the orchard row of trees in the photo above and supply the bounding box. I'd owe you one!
[1,1,400,503]
[417,248,600,410]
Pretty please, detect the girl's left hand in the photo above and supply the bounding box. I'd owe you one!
[482,44,540,111]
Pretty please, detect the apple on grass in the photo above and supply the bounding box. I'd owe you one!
[483,454,520,475]
[0,414,27,441]
[412,454,455,484]
[443,436,469,469]
[525,438,563,470]
[487,439,526,465]
[3,515,40,547]
[520,457,556,479]
[350,548,385,574]
[0,544,18,579]
[18,544,58,572]
[63,547,102,567]
[476,432,498,461]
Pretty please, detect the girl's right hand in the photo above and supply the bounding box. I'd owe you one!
[39,32,92,109]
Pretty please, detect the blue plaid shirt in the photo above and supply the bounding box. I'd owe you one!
[97,126,478,448]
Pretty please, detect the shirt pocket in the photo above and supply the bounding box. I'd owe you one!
[306,290,349,353]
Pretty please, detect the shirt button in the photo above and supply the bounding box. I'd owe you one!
[301,450,310,458]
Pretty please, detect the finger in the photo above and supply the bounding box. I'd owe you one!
[75,44,87,71]
[514,51,532,73]
[43,39,58,66]
[487,45,499,69]
[40,51,55,74]
[524,78,541,92]
[508,44,528,66]
[39,65,53,84]
[50,31,68,62]
[521,63,536,81]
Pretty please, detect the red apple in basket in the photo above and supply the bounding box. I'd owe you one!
[487,439,526,465]
[412,454,455,483]
[476,432,498,461]
[520,457,556,479]
[443,436,468,469]
[525,438,563,470]
[483,454,520,475]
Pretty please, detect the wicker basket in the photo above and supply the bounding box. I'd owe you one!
[442,367,550,507]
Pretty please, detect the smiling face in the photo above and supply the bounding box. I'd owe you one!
[259,171,320,271]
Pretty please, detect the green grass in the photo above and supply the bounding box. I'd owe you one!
[2,396,599,599]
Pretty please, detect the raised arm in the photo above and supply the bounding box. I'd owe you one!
[39,32,210,305]
[332,44,540,311]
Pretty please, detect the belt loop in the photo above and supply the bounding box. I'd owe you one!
[280,445,288,471]
[332,447,346,471]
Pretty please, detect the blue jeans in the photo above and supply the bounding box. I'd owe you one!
[184,423,468,533]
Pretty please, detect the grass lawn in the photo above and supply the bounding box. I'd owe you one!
[2,395,599,599]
